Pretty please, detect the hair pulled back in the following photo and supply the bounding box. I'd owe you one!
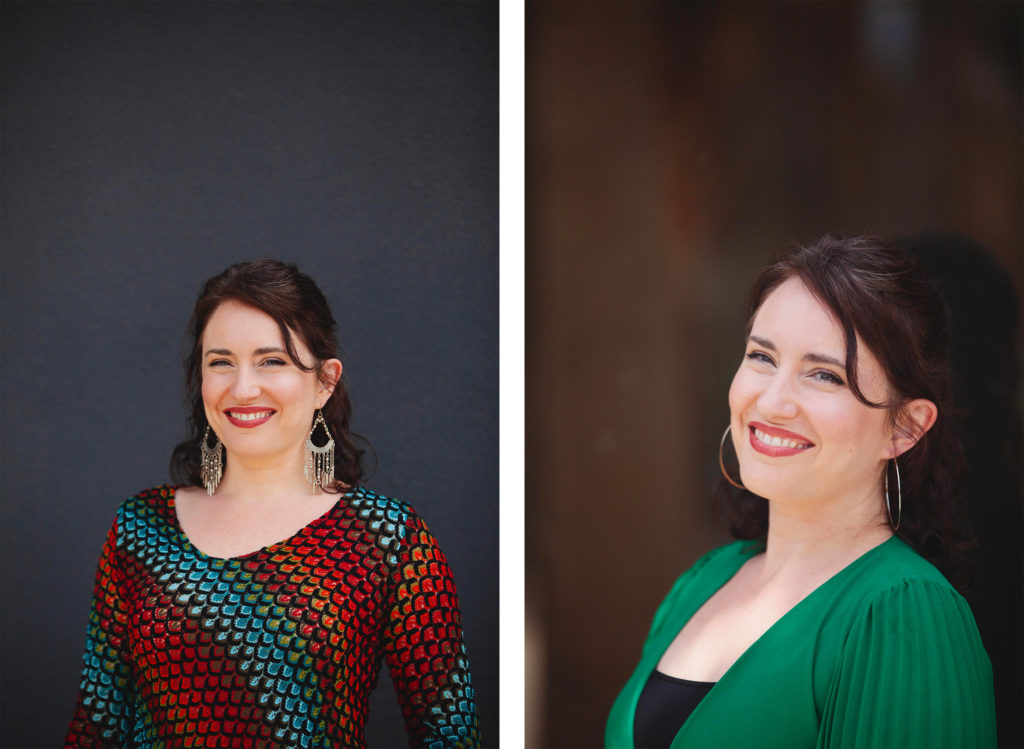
[170,259,368,491]
[719,234,973,588]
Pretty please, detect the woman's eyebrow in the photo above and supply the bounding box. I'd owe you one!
[804,352,846,369]
[747,335,775,350]
[747,335,845,369]
[203,346,287,356]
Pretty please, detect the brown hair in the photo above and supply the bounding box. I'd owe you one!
[719,234,973,587]
[170,259,368,490]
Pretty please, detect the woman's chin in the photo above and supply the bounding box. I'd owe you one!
[223,444,298,467]
[737,470,794,503]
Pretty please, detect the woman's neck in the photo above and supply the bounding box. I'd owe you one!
[216,449,315,504]
[759,488,893,580]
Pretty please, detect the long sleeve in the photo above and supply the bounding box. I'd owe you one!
[66,486,481,747]
[817,578,996,748]
[384,514,479,748]
[65,520,134,747]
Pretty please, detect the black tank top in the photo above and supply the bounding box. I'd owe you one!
[633,670,716,748]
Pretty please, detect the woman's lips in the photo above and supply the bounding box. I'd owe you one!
[224,407,276,428]
[748,421,814,457]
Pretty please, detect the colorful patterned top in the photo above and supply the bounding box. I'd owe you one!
[65,485,479,748]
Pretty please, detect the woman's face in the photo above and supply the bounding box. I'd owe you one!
[727,277,896,513]
[200,300,338,471]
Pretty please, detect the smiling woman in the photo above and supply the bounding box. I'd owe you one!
[198,301,342,493]
[728,277,936,519]
[65,260,480,748]
[607,235,995,748]
[175,299,345,558]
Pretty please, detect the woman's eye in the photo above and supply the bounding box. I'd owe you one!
[812,370,845,386]
[745,351,774,366]
[208,360,232,368]
[261,358,287,367]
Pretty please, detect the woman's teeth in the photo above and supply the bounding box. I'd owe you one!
[754,427,810,449]
[230,411,272,421]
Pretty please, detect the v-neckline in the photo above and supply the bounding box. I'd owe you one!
[167,484,351,562]
[632,536,900,747]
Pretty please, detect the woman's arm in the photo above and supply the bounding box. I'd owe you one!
[65,520,133,747]
[818,578,996,748]
[383,512,480,748]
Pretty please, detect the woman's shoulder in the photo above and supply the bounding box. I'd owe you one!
[338,486,452,570]
[829,537,985,652]
[345,484,416,513]
[849,536,962,601]
[658,540,761,605]
[344,485,421,522]
[820,539,995,746]
[640,541,761,640]
[112,484,178,521]
[98,485,180,548]
[343,485,434,540]
[685,539,763,579]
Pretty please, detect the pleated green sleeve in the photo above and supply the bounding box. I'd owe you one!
[817,579,996,748]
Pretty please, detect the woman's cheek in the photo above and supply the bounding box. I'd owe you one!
[728,366,751,417]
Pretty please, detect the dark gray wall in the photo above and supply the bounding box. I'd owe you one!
[0,3,497,746]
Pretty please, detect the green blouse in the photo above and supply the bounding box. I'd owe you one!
[606,537,996,748]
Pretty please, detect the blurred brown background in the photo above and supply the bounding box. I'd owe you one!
[526,2,1022,747]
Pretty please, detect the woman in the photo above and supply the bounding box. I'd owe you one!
[66,260,479,748]
[606,235,996,748]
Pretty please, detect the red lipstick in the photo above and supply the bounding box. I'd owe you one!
[748,421,814,457]
[224,406,276,428]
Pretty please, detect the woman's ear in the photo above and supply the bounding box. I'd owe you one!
[317,359,343,408]
[890,398,938,458]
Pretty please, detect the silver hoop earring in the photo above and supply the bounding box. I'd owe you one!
[200,426,223,496]
[885,457,902,530]
[719,426,745,490]
[305,409,335,493]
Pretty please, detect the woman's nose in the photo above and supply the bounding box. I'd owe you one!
[230,366,261,400]
[757,374,799,420]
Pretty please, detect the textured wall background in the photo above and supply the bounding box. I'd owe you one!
[1,3,497,745]
[527,2,1021,746]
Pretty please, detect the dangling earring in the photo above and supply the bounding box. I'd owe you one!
[718,425,745,489]
[885,457,902,530]
[305,409,335,493]
[200,426,223,496]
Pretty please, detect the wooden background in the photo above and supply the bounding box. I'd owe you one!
[526,3,1022,746]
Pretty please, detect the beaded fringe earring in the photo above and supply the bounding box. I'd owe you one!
[200,425,223,496]
[305,410,335,493]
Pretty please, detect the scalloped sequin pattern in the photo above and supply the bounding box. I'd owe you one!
[66,485,478,748]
